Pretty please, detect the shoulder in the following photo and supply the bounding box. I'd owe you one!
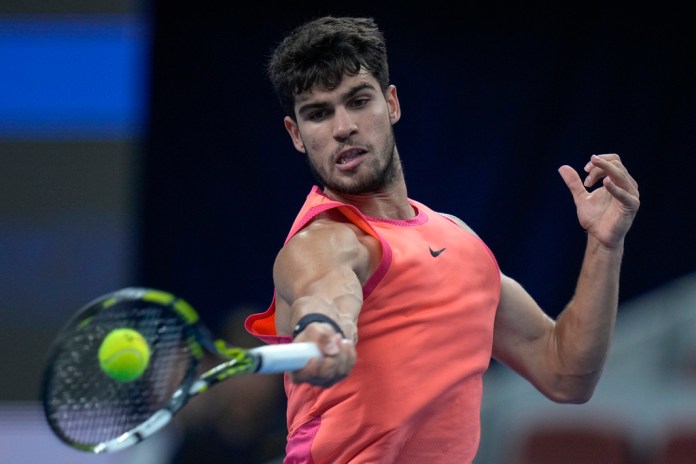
[278,215,379,284]
[438,212,480,238]
[289,214,365,248]
[278,219,355,269]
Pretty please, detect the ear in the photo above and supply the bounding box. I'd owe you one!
[386,85,401,125]
[284,116,306,153]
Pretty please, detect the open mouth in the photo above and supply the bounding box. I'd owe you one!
[336,148,367,165]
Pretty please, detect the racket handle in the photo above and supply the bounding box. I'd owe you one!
[250,342,321,373]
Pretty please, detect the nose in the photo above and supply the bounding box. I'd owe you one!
[332,106,357,141]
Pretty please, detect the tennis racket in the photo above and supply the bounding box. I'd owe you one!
[41,287,320,453]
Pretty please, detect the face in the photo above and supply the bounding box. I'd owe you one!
[284,70,402,195]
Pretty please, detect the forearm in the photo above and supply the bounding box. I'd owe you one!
[497,154,638,402]
[273,219,372,344]
[283,292,362,342]
[553,235,624,394]
[275,285,361,387]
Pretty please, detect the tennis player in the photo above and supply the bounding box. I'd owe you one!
[246,16,640,463]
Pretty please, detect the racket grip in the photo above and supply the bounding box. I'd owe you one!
[250,342,322,373]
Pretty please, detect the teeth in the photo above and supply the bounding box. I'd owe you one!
[339,149,363,164]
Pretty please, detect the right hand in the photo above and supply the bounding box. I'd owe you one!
[290,322,356,387]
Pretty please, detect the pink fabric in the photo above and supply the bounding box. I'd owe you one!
[246,187,501,463]
[284,416,321,464]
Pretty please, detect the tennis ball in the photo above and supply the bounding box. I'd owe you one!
[98,328,151,382]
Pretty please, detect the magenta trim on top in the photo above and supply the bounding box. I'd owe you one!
[310,186,429,227]
[363,209,427,226]
[362,233,391,299]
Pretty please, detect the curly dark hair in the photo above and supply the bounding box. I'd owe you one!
[267,16,390,118]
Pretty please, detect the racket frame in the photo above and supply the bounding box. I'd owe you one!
[41,287,320,454]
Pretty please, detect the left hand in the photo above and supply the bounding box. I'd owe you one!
[558,153,640,249]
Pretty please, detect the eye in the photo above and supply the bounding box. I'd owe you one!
[307,109,330,121]
[350,97,370,108]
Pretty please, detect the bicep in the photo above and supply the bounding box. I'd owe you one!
[492,274,557,383]
[273,221,370,338]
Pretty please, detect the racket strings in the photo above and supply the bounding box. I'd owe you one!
[44,302,195,448]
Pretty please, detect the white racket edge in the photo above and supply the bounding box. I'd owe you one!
[250,342,322,373]
[93,409,172,453]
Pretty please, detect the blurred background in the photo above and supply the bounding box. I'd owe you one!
[0,1,694,463]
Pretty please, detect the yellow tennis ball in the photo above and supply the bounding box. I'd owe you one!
[98,328,151,382]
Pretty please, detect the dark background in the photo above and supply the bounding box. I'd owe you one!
[0,4,691,463]
[141,3,695,333]
[0,4,696,464]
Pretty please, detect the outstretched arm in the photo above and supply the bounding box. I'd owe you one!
[273,217,378,387]
[493,154,640,403]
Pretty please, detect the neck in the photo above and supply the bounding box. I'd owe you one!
[323,171,414,220]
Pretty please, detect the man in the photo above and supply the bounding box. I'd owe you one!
[246,16,640,463]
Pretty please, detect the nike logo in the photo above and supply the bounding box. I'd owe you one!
[429,246,446,257]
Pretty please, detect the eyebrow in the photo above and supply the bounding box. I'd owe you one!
[296,82,378,116]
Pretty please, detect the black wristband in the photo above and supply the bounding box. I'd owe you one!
[292,313,346,339]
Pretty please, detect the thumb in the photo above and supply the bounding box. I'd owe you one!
[558,165,586,198]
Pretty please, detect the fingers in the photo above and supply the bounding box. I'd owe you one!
[559,154,640,211]
[602,175,641,211]
[583,154,639,195]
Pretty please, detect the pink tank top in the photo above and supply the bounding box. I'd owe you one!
[246,187,500,463]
